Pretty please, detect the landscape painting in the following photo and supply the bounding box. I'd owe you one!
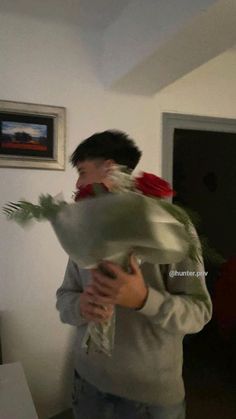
[2,121,49,154]
[0,100,66,170]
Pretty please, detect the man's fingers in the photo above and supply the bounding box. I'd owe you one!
[81,304,113,323]
[82,287,113,307]
[84,286,95,296]
[98,261,122,277]
[91,280,118,297]
[91,271,116,289]
[91,293,114,305]
[82,312,106,323]
[129,253,140,274]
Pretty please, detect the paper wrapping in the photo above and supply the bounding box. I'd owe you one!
[50,191,190,355]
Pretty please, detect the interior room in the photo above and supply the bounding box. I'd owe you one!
[1,1,236,418]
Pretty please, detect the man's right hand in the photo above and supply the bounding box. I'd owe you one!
[80,285,114,323]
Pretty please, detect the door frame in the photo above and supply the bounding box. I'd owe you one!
[162,112,236,183]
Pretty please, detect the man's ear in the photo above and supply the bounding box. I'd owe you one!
[103,159,116,174]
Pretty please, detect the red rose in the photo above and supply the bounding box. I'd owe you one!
[135,172,176,198]
[74,183,109,201]
[74,184,95,201]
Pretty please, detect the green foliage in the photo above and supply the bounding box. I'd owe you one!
[3,195,67,225]
[199,235,226,266]
[176,203,226,266]
[156,199,202,264]
[160,200,225,267]
[174,203,202,229]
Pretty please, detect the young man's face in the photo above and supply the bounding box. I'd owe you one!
[75,159,114,190]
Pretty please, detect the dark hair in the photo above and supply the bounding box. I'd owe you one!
[70,130,142,171]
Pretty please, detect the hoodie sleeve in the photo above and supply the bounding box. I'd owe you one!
[138,223,213,335]
[56,258,88,327]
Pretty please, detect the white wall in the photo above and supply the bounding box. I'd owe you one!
[153,48,236,174]
[0,10,157,419]
[155,47,236,128]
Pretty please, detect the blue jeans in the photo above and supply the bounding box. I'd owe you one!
[72,370,186,419]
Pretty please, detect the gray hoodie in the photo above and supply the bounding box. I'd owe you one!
[56,243,212,406]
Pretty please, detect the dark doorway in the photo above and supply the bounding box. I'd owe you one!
[172,127,236,419]
[173,128,236,259]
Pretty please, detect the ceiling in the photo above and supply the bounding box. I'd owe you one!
[78,0,131,30]
[0,0,130,29]
[1,0,236,95]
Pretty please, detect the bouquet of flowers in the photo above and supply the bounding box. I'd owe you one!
[3,166,201,355]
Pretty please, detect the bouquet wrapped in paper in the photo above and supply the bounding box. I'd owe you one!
[3,167,201,355]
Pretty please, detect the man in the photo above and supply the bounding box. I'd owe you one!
[56,130,212,419]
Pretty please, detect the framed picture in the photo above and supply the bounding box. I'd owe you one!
[0,100,66,170]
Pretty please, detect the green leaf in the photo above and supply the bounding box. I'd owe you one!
[2,195,67,225]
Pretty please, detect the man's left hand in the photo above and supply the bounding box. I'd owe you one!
[89,254,148,310]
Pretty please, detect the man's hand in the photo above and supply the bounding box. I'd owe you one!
[89,254,148,310]
[80,286,114,323]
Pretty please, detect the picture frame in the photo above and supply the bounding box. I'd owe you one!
[0,100,66,170]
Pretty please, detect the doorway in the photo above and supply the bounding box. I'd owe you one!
[162,112,236,419]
